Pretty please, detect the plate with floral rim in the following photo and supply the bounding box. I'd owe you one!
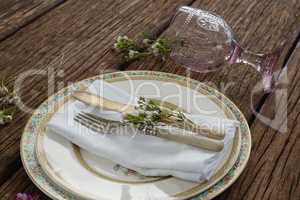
[21,70,251,200]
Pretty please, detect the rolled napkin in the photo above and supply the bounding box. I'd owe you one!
[48,80,239,182]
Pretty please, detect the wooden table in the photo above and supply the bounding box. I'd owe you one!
[0,0,299,199]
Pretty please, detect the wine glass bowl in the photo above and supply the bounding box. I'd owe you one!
[169,6,282,92]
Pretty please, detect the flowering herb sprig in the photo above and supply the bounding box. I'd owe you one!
[124,97,184,134]
[150,38,172,57]
[0,81,19,125]
[113,34,172,64]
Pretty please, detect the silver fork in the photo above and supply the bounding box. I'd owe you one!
[74,112,126,135]
[74,112,224,152]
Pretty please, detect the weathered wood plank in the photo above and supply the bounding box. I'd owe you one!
[1,0,299,199]
[0,168,50,200]
[0,0,195,191]
[127,0,300,122]
[0,0,66,41]
[215,43,300,200]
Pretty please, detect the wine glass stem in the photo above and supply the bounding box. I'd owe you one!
[230,43,264,72]
[229,43,279,92]
[237,50,264,71]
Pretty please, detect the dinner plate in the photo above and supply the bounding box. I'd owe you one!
[21,71,251,200]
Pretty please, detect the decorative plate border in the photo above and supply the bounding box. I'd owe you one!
[20,70,251,200]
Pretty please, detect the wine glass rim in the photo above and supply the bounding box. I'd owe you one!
[177,6,234,42]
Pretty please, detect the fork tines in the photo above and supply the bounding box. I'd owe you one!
[74,112,124,135]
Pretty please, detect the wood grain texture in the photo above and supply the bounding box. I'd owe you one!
[0,0,195,195]
[0,168,51,200]
[0,0,300,199]
[0,0,65,41]
[127,0,300,122]
[214,43,300,200]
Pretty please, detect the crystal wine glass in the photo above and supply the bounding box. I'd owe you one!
[168,6,281,92]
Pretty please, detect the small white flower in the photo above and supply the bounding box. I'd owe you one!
[128,50,139,58]
[143,39,151,45]
[152,48,160,56]
[151,43,159,49]
[114,43,121,52]
[117,36,123,43]
[117,35,129,43]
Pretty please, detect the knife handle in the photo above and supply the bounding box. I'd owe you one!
[72,91,136,114]
[155,127,224,152]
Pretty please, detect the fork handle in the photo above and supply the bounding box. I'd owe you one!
[72,91,136,114]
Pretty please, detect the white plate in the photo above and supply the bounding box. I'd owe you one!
[21,71,251,200]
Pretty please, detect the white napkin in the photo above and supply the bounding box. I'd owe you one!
[48,80,239,182]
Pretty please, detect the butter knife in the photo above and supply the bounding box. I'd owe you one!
[72,91,225,140]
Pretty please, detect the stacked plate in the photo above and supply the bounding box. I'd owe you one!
[21,71,251,200]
